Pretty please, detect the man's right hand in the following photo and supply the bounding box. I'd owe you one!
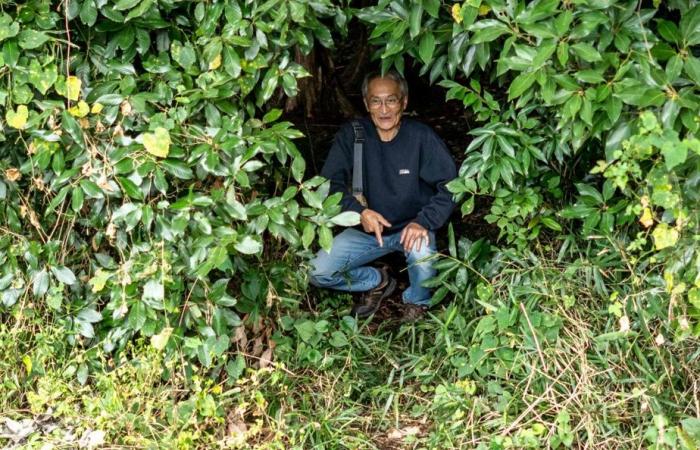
[360,209,392,247]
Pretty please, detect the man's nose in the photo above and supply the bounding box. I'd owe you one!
[380,102,389,113]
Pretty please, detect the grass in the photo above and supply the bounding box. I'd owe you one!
[1,248,699,449]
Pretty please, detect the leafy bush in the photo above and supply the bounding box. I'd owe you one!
[0,0,360,375]
[357,0,700,337]
[357,0,700,245]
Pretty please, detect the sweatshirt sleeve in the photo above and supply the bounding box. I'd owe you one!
[414,130,457,231]
[320,124,366,214]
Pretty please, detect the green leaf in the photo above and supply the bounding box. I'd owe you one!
[125,0,154,21]
[575,69,605,84]
[259,66,279,103]
[80,179,104,198]
[294,320,316,343]
[171,40,196,70]
[27,61,57,95]
[330,211,360,227]
[469,20,511,44]
[319,225,333,253]
[409,3,423,39]
[657,19,681,44]
[329,331,349,348]
[50,266,77,285]
[234,236,262,255]
[508,71,537,100]
[18,30,50,49]
[681,418,700,444]
[570,43,601,62]
[161,159,193,179]
[461,196,475,216]
[71,186,84,212]
[0,14,19,42]
[263,108,282,123]
[291,156,306,182]
[117,176,144,200]
[661,140,687,170]
[418,32,435,64]
[33,269,49,297]
[557,41,569,66]
[114,0,140,11]
[541,216,562,231]
[80,0,98,26]
[684,56,700,85]
[423,0,440,18]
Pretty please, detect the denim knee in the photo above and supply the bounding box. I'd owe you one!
[308,253,336,287]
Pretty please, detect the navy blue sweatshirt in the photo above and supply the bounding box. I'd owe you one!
[321,117,457,234]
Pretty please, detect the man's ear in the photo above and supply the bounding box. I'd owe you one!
[363,98,369,111]
[402,96,408,109]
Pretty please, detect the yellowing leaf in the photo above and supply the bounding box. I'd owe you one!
[479,5,491,15]
[89,269,111,293]
[68,100,90,118]
[208,53,222,70]
[151,327,173,350]
[652,223,679,250]
[6,105,28,129]
[66,75,82,101]
[142,127,171,158]
[22,355,32,375]
[639,207,654,228]
[91,102,104,114]
[451,4,463,23]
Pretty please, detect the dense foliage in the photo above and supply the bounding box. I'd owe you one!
[0,0,363,380]
[1,0,699,448]
[358,0,700,337]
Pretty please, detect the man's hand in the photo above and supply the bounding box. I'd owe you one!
[400,222,429,252]
[360,209,392,247]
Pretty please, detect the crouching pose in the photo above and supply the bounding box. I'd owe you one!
[309,70,457,320]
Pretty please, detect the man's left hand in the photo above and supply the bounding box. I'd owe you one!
[400,222,429,252]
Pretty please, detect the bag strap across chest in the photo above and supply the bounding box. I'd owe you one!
[351,120,368,207]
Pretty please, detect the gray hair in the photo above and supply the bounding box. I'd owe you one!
[361,70,409,99]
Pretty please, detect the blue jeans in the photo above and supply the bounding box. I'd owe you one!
[309,228,437,306]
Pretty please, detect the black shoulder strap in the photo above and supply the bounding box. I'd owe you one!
[351,121,366,206]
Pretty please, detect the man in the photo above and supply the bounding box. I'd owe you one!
[309,70,457,320]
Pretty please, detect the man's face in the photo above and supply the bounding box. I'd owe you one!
[364,77,407,137]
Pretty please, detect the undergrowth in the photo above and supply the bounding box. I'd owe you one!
[2,239,698,449]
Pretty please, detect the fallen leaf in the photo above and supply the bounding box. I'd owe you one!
[5,168,21,181]
[655,333,665,346]
[259,348,273,368]
[619,315,630,332]
[78,429,105,449]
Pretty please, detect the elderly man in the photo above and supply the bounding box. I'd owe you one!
[309,70,457,320]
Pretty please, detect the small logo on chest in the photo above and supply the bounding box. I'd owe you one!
[398,169,410,175]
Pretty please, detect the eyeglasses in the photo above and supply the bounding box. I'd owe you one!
[367,96,403,110]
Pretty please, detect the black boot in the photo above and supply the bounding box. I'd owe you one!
[350,267,397,319]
